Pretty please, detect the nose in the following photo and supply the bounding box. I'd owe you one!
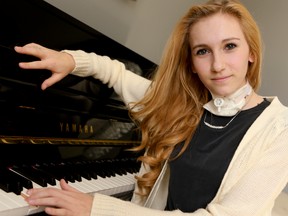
[211,52,225,72]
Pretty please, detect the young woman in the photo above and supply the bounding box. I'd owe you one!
[14,0,288,215]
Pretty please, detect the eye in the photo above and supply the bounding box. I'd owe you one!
[196,48,209,56]
[225,43,237,50]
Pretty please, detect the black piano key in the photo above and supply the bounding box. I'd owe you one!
[62,162,82,182]
[106,160,117,177]
[0,167,33,195]
[99,161,114,178]
[91,161,110,178]
[76,161,97,179]
[38,162,71,182]
[114,165,127,176]
[1,181,22,195]
[111,159,131,176]
[33,164,57,186]
[9,172,33,191]
[0,172,20,194]
[79,171,92,180]
[10,165,48,187]
[37,162,80,183]
[15,174,33,190]
[72,161,91,180]
[116,160,130,175]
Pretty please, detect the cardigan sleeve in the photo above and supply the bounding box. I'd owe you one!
[91,193,191,216]
[62,50,152,106]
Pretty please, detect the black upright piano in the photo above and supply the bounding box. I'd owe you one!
[0,0,156,215]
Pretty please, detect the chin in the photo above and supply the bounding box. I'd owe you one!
[210,90,231,98]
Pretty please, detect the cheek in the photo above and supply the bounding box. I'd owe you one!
[229,54,249,74]
[192,58,209,75]
[192,60,209,84]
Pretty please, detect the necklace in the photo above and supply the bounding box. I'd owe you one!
[203,91,254,129]
[203,110,242,129]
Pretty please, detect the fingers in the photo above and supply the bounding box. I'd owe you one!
[26,179,80,203]
[14,43,46,58]
[44,206,68,216]
[27,192,71,216]
[18,60,48,71]
[41,73,67,90]
[14,43,75,90]
[15,43,52,70]
[15,43,45,69]
[26,187,75,212]
[26,187,65,206]
[60,179,80,193]
[25,183,93,216]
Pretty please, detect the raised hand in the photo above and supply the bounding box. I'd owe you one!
[14,43,75,90]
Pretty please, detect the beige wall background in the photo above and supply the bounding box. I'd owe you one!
[45,0,288,193]
[44,0,202,63]
[241,0,288,106]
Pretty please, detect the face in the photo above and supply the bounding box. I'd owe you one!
[189,13,254,97]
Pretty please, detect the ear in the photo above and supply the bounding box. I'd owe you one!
[249,52,255,63]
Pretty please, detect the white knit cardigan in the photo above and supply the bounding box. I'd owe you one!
[65,50,288,216]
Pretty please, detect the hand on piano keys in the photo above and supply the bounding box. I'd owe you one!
[0,158,139,215]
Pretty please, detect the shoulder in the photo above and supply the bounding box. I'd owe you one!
[265,97,288,115]
[264,97,288,133]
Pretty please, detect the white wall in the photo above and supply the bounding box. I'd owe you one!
[241,0,288,105]
[44,0,201,64]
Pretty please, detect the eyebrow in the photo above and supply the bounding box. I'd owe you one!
[191,37,241,51]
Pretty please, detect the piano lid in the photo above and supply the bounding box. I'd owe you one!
[0,0,156,143]
[0,0,156,74]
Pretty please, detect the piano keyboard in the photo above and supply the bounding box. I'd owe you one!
[0,158,139,216]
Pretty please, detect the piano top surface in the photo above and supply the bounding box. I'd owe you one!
[0,0,156,72]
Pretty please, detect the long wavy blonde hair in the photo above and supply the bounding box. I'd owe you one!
[130,0,263,197]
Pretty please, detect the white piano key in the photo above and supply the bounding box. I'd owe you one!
[70,178,95,193]
[0,189,37,216]
[66,180,86,192]
[1,191,27,208]
[0,191,14,211]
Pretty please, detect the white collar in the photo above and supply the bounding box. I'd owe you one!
[203,82,253,116]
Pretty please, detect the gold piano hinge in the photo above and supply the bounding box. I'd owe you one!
[0,136,141,145]
[1,138,10,144]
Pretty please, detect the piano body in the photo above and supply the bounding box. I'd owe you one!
[0,0,156,215]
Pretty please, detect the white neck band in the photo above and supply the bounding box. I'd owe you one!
[203,82,253,116]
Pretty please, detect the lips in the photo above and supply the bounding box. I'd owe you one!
[212,75,232,81]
